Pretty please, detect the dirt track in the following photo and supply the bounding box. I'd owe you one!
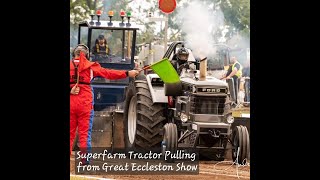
[70,151,250,180]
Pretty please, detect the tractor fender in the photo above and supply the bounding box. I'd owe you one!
[146,74,168,104]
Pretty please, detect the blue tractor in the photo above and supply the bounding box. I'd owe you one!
[72,15,139,150]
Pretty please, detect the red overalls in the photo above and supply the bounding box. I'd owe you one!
[70,53,127,156]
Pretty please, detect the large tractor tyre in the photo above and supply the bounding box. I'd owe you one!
[232,126,243,163]
[232,125,249,164]
[162,123,178,163]
[242,125,250,161]
[123,74,146,101]
[124,80,166,150]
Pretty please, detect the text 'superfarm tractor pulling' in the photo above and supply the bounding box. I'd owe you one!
[72,13,249,164]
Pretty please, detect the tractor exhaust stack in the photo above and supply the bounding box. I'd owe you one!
[199,57,207,81]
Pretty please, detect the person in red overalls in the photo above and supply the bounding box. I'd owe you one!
[70,44,139,161]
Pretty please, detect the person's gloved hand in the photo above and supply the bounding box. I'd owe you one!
[70,85,80,95]
[189,63,196,70]
[128,70,140,78]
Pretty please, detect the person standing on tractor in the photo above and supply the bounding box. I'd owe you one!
[70,44,139,162]
[221,56,243,100]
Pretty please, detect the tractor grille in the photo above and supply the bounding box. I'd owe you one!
[190,95,226,115]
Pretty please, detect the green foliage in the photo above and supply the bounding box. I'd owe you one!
[70,0,104,25]
[218,0,250,38]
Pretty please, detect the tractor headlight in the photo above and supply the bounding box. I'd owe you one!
[180,112,188,122]
[192,85,196,93]
[227,115,234,124]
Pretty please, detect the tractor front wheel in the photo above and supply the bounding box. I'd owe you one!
[162,123,178,163]
[231,125,250,164]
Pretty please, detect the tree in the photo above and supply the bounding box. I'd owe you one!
[70,0,105,48]
[127,0,158,44]
[70,0,250,48]
[217,0,250,38]
[70,0,104,25]
[159,0,250,42]
[70,0,158,46]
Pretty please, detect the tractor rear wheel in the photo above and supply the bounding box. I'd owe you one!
[124,80,166,150]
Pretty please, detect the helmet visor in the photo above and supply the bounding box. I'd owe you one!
[178,54,188,61]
